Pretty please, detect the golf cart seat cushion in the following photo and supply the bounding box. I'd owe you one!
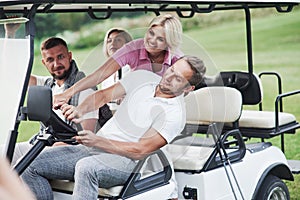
[166,144,214,170]
[185,87,242,123]
[50,179,123,197]
[232,110,296,128]
[99,186,123,197]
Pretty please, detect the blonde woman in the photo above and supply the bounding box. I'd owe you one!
[54,14,183,108]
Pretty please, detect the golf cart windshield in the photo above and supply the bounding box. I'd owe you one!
[0,20,30,147]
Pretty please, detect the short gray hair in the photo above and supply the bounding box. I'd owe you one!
[182,55,206,86]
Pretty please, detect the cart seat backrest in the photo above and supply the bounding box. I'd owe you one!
[197,71,263,105]
[220,71,263,105]
[185,86,242,123]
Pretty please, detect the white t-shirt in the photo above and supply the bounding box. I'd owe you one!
[98,70,186,144]
[35,76,98,121]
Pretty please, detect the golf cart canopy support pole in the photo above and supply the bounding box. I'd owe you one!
[5,4,38,163]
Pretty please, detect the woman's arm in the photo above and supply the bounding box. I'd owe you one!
[61,82,125,123]
[53,57,121,109]
[4,22,21,38]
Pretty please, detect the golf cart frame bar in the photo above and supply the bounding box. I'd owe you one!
[0,1,298,14]
[1,0,299,162]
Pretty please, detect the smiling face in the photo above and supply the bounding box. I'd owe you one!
[41,44,72,81]
[144,25,168,55]
[158,59,195,97]
[106,31,128,57]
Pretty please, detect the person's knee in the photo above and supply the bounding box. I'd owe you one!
[75,157,96,178]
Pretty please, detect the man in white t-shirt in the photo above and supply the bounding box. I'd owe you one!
[21,55,206,200]
[5,37,98,166]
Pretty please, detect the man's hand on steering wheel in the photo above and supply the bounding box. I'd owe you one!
[53,93,71,110]
[60,104,83,124]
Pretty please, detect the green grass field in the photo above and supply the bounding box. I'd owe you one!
[18,8,300,199]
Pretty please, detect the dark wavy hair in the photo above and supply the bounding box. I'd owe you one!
[41,37,68,51]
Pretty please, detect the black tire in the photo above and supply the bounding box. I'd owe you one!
[255,175,290,200]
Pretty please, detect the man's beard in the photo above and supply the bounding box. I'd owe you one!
[158,83,174,95]
[51,67,72,80]
[158,82,187,96]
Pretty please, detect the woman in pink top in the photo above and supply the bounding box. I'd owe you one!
[54,14,183,108]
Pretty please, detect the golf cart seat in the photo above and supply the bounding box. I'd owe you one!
[167,86,244,172]
[222,72,300,153]
[24,86,175,199]
[197,71,300,153]
[181,86,243,136]
[50,179,123,197]
[196,71,262,105]
[185,71,261,135]
[50,149,175,199]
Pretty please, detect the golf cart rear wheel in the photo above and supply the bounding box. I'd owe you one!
[256,175,290,200]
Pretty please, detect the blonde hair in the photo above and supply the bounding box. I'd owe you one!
[148,14,183,52]
[103,28,133,57]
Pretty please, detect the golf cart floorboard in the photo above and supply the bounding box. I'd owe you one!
[287,160,300,174]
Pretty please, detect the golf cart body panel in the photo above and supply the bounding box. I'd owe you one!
[174,144,292,199]
[1,0,299,200]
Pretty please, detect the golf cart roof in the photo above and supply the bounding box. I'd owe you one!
[0,0,299,17]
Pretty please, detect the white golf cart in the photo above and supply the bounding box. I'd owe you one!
[1,1,299,200]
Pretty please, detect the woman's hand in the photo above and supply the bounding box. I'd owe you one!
[53,92,71,110]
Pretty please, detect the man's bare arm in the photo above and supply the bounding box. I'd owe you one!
[80,119,97,132]
[75,128,167,160]
[28,75,37,86]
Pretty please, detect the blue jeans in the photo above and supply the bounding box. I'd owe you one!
[21,145,137,200]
